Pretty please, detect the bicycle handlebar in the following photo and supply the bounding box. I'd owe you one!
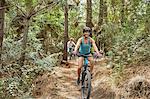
[76,53,92,58]
[73,51,103,58]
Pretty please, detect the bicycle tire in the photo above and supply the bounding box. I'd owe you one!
[86,70,91,99]
[81,71,86,99]
[69,54,72,60]
[68,52,72,60]
[81,70,91,99]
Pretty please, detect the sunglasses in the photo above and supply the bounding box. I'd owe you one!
[83,33,90,36]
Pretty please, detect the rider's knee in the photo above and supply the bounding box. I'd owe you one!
[78,66,82,70]
[88,59,94,64]
[78,58,84,64]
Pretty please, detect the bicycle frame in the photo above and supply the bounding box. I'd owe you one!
[81,56,91,99]
[83,57,89,70]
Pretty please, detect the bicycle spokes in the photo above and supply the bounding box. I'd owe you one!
[81,71,91,99]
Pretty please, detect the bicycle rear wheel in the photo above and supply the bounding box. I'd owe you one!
[69,53,72,60]
[81,70,91,99]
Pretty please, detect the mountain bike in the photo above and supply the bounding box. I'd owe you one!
[78,54,92,99]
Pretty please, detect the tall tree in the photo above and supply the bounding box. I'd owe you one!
[19,0,58,65]
[95,0,104,51]
[86,0,93,28]
[145,3,150,34]
[98,0,103,26]
[111,0,117,23]
[63,0,69,61]
[0,0,5,62]
[20,0,32,65]
[103,1,107,23]
[120,0,125,26]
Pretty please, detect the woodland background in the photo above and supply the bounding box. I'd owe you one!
[0,0,149,98]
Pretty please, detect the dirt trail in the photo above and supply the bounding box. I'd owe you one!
[32,57,150,99]
[49,60,81,99]
[33,58,116,99]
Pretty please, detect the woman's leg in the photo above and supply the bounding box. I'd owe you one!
[77,57,84,84]
[88,56,94,74]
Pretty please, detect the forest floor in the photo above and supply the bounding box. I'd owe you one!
[32,57,150,99]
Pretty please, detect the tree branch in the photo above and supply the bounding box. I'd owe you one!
[5,0,59,19]
[5,0,27,16]
[28,1,59,19]
[0,6,9,10]
[15,5,27,17]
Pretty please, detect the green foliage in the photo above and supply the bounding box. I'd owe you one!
[100,1,150,76]
[2,0,75,98]
[1,0,150,98]
[0,52,62,98]
[2,38,22,61]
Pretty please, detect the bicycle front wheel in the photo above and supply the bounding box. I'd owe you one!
[81,70,91,99]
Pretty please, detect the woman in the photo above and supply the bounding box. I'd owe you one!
[73,26,101,85]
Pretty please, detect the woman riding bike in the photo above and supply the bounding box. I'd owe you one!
[67,38,76,59]
[73,26,101,85]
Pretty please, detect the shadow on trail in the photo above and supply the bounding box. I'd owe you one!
[91,87,116,99]
[32,59,117,99]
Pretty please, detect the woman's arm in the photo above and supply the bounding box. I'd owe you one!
[72,41,76,46]
[91,38,100,54]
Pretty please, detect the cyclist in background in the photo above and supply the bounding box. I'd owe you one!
[67,38,76,60]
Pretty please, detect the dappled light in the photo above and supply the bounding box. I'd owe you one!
[0,0,149,99]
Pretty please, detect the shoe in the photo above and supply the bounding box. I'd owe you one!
[76,77,80,85]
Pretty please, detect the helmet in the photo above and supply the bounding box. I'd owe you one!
[83,26,92,37]
[83,26,91,33]
[70,38,73,40]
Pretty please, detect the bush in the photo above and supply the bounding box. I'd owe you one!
[123,76,150,99]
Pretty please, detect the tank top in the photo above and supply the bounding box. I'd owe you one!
[79,37,91,55]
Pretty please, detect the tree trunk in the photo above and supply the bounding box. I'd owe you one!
[103,1,107,23]
[111,0,116,23]
[86,0,93,28]
[63,0,68,61]
[19,0,32,65]
[145,4,150,34]
[0,0,5,62]
[20,18,29,66]
[95,0,104,50]
[120,0,125,26]
[98,0,103,26]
